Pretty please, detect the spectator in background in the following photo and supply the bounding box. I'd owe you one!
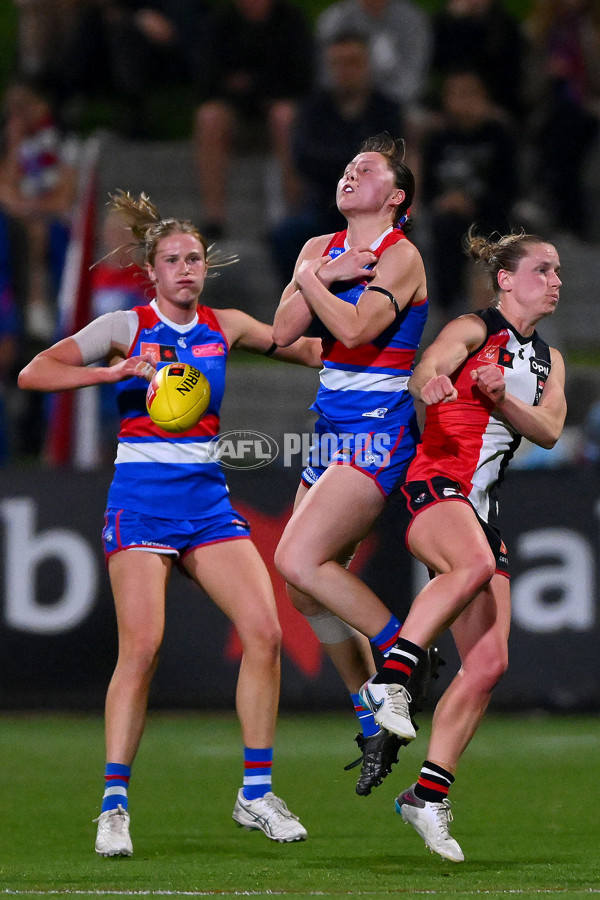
[13,0,79,91]
[91,208,148,319]
[0,78,78,342]
[0,212,21,466]
[269,32,404,287]
[58,0,207,136]
[420,69,520,321]
[90,206,150,463]
[430,0,525,122]
[194,0,314,242]
[523,0,600,239]
[315,0,432,119]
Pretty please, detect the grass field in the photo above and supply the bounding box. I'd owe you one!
[0,711,598,898]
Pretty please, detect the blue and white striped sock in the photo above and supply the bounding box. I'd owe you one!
[101,762,131,813]
[350,692,380,737]
[242,747,273,801]
[370,614,402,657]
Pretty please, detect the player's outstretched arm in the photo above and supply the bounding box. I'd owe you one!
[18,337,155,392]
[214,308,322,368]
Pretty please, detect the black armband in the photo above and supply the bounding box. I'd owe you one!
[364,285,400,317]
[264,342,278,357]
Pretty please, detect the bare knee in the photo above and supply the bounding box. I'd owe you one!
[116,637,161,682]
[238,613,282,662]
[274,539,310,593]
[462,647,508,695]
[463,550,496,597]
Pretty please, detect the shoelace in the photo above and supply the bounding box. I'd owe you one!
[93,804,128,826]
[254,794,299,823]
[387,684,412,717]
[433,799,454,838]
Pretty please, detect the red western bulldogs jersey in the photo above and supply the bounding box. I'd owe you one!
[312,227,428,432]
[107,301,231,518]
[406,307,552,524]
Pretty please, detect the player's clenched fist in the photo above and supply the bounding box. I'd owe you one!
[421,374,458,405]
[471,364,506,404]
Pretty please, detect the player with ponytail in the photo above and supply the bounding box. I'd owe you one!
[19,191,320,855]
[273,134,432,796]
[377,227,565,861]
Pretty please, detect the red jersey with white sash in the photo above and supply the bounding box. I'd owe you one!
[406,308,552,525]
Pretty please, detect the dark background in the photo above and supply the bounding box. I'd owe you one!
[1,463,598,712]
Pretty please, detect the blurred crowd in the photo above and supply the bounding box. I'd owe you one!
[2,0,600,467]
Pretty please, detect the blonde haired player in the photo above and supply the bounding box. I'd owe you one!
[19,192,321,856]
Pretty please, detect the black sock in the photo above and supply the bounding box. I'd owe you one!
[414,760,454,803]
[373,637,427,685]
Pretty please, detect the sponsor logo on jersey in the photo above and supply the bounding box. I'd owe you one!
[535,377,546,404]
[177,337,187,349]
[140,342,179,362]
[192,342,226,357]
[530,357,550,379]
[362,407,389,418]
[413,492,427,505]
[477,345,514,367]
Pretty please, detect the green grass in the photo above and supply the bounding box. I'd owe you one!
[0,712,598,898]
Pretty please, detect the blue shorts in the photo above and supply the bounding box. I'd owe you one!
[102,506,251,561]
[301,414,419,497]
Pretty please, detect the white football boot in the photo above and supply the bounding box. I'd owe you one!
[232,790,307,842]
[359,676,416,740]
[94,804,133,857]
[395,785,464,862]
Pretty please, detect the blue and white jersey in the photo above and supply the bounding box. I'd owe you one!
[311,227,428,432]
[107,301,231,518]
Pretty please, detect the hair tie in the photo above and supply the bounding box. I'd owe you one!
[397,207,411,229]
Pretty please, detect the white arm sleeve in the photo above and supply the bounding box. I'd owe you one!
[71,310,139,364]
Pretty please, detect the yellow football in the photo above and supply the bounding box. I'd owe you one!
[146,363,211,433]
